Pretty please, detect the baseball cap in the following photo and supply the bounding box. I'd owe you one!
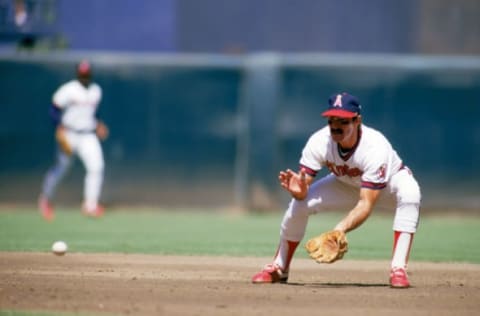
[321,92,361,118]
[76,60,92,76]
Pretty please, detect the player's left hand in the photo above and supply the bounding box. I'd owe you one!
[96,121,109,141]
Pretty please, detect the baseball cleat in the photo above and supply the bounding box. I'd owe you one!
[252,264,288,284]
[390,267,410,288]
[38,195,55,221]
[82,205,105,218]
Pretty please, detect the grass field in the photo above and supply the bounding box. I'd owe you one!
[1,207,480,316]
[1,207,479,263]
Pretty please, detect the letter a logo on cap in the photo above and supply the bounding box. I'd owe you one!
[333,94,343,107]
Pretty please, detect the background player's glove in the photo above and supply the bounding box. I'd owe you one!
[305,230,348,263]
[95,121,109,141]
[55,126,72,155]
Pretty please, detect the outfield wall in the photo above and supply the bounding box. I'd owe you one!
[1,52,479,210]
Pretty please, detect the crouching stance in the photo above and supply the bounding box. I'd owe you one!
[251,92,421,288]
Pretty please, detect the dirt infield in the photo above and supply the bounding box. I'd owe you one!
[1,252,479,316]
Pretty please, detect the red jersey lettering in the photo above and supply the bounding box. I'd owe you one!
[326,161,362,177]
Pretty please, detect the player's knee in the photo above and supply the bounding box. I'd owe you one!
[51,159,71,177]
[397,182,421,205]
[86,161,104,174]
[87,167,103,176]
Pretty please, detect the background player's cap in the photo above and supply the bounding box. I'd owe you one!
[322,92,361,118]
[76,60,92,76]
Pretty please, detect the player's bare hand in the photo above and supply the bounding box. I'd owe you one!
[278,168,309,200]
[96,121,109,141]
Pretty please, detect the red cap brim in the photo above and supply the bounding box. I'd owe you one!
[321,109,357,118]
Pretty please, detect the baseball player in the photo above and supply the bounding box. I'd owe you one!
[38,60,108,220]
[251,92,421,288]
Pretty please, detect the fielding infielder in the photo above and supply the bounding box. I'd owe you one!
[38,60,108,220]
[252,92,421,288]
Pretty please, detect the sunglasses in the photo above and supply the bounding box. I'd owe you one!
[327,116,358,125]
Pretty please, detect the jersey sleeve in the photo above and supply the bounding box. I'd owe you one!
[360,146,390,190]
[52,83,71,109]
[299,132,326,177]
[49,103,62,126]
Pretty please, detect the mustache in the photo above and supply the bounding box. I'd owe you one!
[330,128,343,135]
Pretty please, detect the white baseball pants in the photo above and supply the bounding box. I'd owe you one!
[280,168,421,242]
[42,131,104,209]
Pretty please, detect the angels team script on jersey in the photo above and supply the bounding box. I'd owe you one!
[326,161,362,177]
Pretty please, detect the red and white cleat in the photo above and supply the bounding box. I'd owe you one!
[82,205,105,218]
[38,195,55,221]
[252,264,289,284]
[390,267,410,288]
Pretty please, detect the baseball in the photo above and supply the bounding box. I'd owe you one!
[51,241,68,256]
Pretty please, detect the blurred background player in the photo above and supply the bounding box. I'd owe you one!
[251,92,421,288]
[38,60,108,220]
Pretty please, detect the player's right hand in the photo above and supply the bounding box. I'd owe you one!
[278,168,309,200]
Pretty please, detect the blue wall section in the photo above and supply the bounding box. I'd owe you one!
[0,53,479,210]
[56,0,176,51]
[177,0,416,53]
[54,0,415,53]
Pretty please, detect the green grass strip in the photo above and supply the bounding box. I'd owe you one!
[0,208,479,263]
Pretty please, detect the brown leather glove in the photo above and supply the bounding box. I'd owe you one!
[305,230,348,264]
[55,126,72,155]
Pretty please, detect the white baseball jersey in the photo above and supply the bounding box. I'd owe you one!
[52,80,102,132]
[299,124,404,189]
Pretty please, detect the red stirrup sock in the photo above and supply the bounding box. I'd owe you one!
[391,231,414,269]
[273,239,299,271]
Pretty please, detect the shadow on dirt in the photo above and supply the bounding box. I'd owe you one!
[288,282,390,288]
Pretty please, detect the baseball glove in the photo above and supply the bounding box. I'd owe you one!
[55,127,72,155]
[305,230,348,264]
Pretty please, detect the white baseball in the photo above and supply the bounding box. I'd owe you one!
[52,241,68,256]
